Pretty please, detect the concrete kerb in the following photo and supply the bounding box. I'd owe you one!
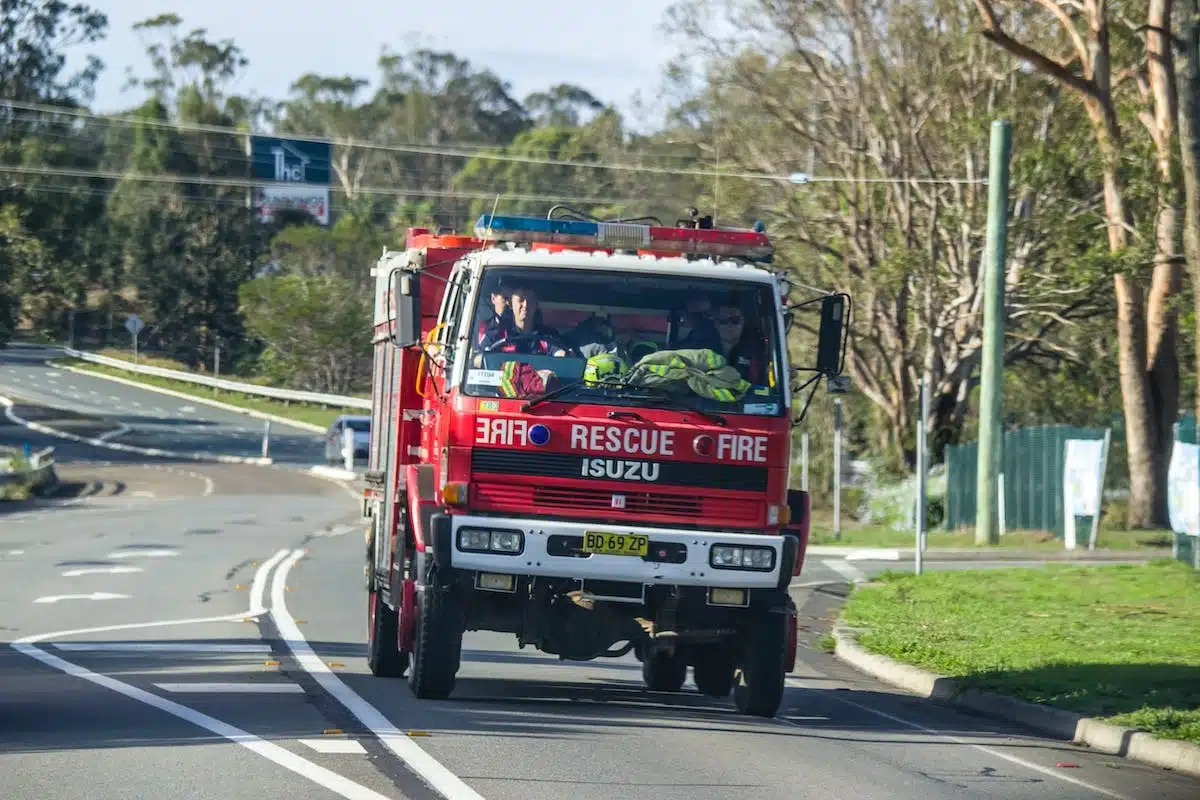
[832,621,1200,779]
[49,359,328,435]
[0,395,274,466]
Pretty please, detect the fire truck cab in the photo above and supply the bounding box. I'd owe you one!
[362,209,848,718]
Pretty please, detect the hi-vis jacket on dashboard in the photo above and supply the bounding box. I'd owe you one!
[626,349,752,402]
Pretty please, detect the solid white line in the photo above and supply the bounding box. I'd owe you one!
[822,558,867,584]
[299,739,369,755]
[154,682,304,694]
[14,550,393,800]
[782,683,1129,800]
[845,548,901,562]
[272,549,486,800]
[61,566,144,577]
[53,643,271,654]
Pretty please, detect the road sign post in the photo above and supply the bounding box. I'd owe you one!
[124,314,145,364]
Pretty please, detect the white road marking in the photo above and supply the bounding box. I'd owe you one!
[299,739,368,755]
[272,548,486,800]
[14,551,394,800]
[179,405,196,413]
[34,592,131,604]
[822,558,867,584]
[53,642,272,654]
[155,682,304,694]
[782,680,1130,799]
[62,566,144,577]
[132,491,156,498]
[106,548,178,559]
[845,548,901,562]
[8,549,25,555]
[46,371,61,377]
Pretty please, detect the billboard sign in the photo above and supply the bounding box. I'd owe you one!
[254,184,330,226]
[249,136,332,186]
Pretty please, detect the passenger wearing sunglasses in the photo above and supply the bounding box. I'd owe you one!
[713,302,765,383]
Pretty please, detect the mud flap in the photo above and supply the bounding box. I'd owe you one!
[398,578,417,653]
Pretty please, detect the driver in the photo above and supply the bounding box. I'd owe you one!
[478,284,569,356]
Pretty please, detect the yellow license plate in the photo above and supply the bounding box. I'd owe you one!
[582,531,649,557]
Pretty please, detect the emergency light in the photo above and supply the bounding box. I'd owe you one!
[474,214,774,263]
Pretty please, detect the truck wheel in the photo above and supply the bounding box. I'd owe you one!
[732,609,786,718]
[692,650,734,697]
[642,650,687,692]
[367,589,409,677]
[407,568,464,700]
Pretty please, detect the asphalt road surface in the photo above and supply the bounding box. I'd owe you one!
[1,344,324,465]
[1,345,1197,799]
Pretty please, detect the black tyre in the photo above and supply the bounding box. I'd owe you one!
[733,609,786,717]
[642,650,687,692]
[366,589,409,677]
[408,567,464,700]
[692,649,735,697]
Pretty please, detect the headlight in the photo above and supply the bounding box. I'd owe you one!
[457,528,524,555]
[710,544,775,571]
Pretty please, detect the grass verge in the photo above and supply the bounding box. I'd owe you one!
[52,356,358,430]
[841,561,1200,745]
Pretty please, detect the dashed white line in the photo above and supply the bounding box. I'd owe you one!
[61,566,144,577]
[53,642,272,654]
[34,592,131,604]
[106,548,178,559]
[155,682,304,694]
[299,739,368,755]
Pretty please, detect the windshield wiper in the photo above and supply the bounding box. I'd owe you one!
[522,377,663,411]
[639,394,728,426]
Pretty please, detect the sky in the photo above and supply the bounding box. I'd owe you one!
[66,1,687,131]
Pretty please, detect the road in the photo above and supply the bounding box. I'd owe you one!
[1,344,1197,800]
[1,344,324,465]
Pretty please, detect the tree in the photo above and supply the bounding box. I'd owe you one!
[974,0,1183,527]
[664,0,1110,469]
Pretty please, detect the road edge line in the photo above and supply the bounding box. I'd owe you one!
[271,548,487,800]
[831,621,1200,780]
[0,394,274,466]
[50,359,328,434]
[10,550,394,800]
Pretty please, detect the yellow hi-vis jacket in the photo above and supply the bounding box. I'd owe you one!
[626,348,752,403]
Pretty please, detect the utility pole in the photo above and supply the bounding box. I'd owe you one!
[975,120,1013,545]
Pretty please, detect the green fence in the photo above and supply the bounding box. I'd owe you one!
[944,425,1107,537]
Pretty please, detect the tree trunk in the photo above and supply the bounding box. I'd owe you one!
[1178,0,1200,423]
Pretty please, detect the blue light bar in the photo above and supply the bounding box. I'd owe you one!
[475,215,599,238]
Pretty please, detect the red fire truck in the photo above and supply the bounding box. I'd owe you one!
[361,207,848,718]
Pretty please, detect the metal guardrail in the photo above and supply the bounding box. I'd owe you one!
[62,348,370,410]
[0,446,56,493]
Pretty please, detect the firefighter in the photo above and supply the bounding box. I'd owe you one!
[479,284,569,356]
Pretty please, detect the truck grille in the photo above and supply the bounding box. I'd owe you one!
[472,481,762,527]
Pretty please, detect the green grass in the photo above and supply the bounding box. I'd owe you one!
[841,561,1200,745]
[53,357,356,430]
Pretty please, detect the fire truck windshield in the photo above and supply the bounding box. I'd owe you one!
[462,266,784,416]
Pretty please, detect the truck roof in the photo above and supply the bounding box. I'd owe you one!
[464,245,782,287]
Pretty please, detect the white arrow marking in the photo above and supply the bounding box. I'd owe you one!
[61,566,144,577]
[34,592,131,604]
[106,549,177,559]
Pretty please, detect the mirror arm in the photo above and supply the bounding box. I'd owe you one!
[789,373,823,426]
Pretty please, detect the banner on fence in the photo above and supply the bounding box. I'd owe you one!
[1168,441,1199,536]
[1063,438,1105,549]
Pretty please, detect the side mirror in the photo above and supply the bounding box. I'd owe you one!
[816,294,847,375]
[390,268,422,347]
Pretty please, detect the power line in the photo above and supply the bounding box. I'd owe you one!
[0,163,636,206]
[0,98,986,186]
